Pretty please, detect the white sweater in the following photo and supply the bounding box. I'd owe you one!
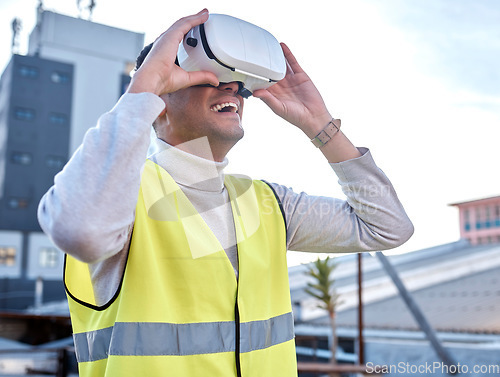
[38,92,414,306]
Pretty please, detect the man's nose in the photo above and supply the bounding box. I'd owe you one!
[217,82,240,95]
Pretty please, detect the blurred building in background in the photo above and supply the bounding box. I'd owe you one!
[0,8,143,311]
[450,195,500,245]
[291,240,500,375]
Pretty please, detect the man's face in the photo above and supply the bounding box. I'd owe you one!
[160,82,245,148]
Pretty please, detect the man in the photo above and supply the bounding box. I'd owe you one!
[38,9,413,377]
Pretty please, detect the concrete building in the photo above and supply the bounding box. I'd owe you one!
[0,54,73,232]
[0,8,144,310]
[27,10,144,155]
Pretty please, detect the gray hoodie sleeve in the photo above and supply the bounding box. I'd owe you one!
[270,148,414,253]
[37,92,165,263]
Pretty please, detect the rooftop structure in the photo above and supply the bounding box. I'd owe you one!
[290,240,500,375]
[292,241,500,334]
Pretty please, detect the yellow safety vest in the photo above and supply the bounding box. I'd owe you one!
[64,159,297,377]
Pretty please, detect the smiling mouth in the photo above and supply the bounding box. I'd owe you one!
[210,102,239,113]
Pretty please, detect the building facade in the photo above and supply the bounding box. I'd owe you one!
[450,195,500,245]
[0,54,73,232]
[0,9,143,310]
[28,10,143,155]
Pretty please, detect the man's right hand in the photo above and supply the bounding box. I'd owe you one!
[127,9,219,96]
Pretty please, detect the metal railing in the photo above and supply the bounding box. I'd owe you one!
[0,346,77,376]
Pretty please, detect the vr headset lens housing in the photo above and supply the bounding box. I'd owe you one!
[177,14,286,98]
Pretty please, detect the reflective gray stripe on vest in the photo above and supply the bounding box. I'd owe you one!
[73,312,294,363]
[240,312,295,353]
[74,326,114,363]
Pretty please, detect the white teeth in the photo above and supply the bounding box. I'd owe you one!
[210,102,238,112]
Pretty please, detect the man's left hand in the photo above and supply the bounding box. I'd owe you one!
[253,43,332,138]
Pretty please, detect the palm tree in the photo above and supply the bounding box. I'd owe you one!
[304,256,342,365]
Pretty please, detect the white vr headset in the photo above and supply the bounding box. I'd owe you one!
[177,14,286,98]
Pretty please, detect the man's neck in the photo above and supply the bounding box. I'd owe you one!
[158,128,237,162]
[162,136,220,161]
[150,137,228,192]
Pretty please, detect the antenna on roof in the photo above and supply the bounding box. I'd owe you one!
[36,0,44,25]
[88,0,96,21]
[11,18,22,55]
[33,0,44,56]
[76,0,96,21]
[76,0,82,18]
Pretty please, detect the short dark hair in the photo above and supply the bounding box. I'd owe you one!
[135,42,154,71]
[135,42,181,71]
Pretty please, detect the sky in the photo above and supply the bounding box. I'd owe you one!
[0,0,499,266]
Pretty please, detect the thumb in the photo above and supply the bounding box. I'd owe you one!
[185,70,219,88]
[251,89,267,99]
[253,89,282,114]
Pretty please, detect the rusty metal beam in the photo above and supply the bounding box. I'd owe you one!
[357,253,365,365]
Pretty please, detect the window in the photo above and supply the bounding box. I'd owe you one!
[49,112,68,125]
[7,197,29,209]
[51,71,71,84]
[13,107,35,121]
[0,247,16,266]
[476,207,482,221]
[18,65,39,79]
[39,247,59,268]
[46,155,66,169]
[11,152,32,165]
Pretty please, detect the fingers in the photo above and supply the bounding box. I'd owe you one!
[281,42,304,75]
[185,70,219,89]
[154,9,208,40]
[151,9,209,52]
[253,89,284,115]
[135,9,212,94]
[170,9,209,41]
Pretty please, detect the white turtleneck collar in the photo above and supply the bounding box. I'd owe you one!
[148,137,228,193]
